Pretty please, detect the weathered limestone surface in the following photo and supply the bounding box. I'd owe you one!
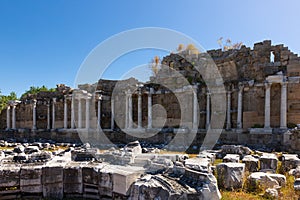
[242,155,259,172]
[223,154,240,163]
[259,154,278,172]
[282,154,300,172]
[247,172,282,190]
[216,163,245,190]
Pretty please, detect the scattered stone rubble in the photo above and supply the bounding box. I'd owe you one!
[0,141,300,199]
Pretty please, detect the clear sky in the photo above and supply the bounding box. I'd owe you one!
[0,0,299,97]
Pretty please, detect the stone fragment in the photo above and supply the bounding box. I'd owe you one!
[20,165,42,194]
[216,163,245,190]
[264,188,278,199]
[282,154,300,172]
[184,157,211,173]
[223,154,240,163]
[247,172,279,190]
[221,145,252,158]
[124,140,142,155]
[259,154,278,172]
[242,155,259,172]
[294,178,300,191]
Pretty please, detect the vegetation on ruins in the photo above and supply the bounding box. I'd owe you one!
[217,37,243,51]
[0,91,17,112]
[20,85,56,99]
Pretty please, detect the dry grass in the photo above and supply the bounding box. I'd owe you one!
[221,190,264,200]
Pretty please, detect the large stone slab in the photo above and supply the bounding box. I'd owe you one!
[223,154,240,163]
[242,155,259,172]
[216,163,245,190]
[259,154,278,172]
[20,165,42,194]
[42,166,64,199]
[112,166,144,196]
[63,163,83,194]
[282,154,300,172]
[247,172,279,191]
[184,157,211,173]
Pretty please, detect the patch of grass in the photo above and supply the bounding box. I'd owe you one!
[221,190,264,200]
[0,146,13,150]
[213,158,223,166]
[278,174,300,199]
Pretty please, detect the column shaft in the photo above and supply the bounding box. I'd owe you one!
[12,105,16,129]
[237,86,243,129]
[193,89,198,130]
[78,99,82,129]
[47,103,50,129]
[128,93,133,129]
[97,99,101,128]
[206,93,210,129]
[280,82,287,128]
[125,94,128,129]
[52,98,56,130]
[64,96,68,129]
[33,100,37,130]
[148,89,153,129]
[71,97,75,129]
[138,92,142,129]
[6,106,11,130]
[85,98,90,129]
[226,92,231,129]
[111,98,115,130]
[264,83,271,128]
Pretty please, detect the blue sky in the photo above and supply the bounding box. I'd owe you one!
[0,0,299,97]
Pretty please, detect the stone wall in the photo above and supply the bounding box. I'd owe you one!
[1,40,300,132]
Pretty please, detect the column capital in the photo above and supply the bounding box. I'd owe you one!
[280,81,288,87]
[264,82,272,89]
[238,84,244,92]
[52,98,56,103]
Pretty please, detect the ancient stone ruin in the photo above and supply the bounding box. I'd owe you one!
[0,40,300,199]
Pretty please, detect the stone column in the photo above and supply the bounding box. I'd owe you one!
[85,97,90,130]
[280,81,287,129]
[97,97,101,129]
[206,92,211,129]
[226,91,231,129]
[6,105,11,130]
[64,95,68,129]
[237,85,244,129]
[78,98,82,129]
[138,90,142,129]
[148,88,153,129]
[192,87,198,130]
[47,102,50,129]
[12,104,16,129]
[111,97,115,130]
[128,91,133,129]
[71,97,75,129]
[125,93,128,129]
[52,98,56,130]
[32,99,37,131]
[264,82,271,129]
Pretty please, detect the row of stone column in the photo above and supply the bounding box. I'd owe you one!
[5,81,288,131]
